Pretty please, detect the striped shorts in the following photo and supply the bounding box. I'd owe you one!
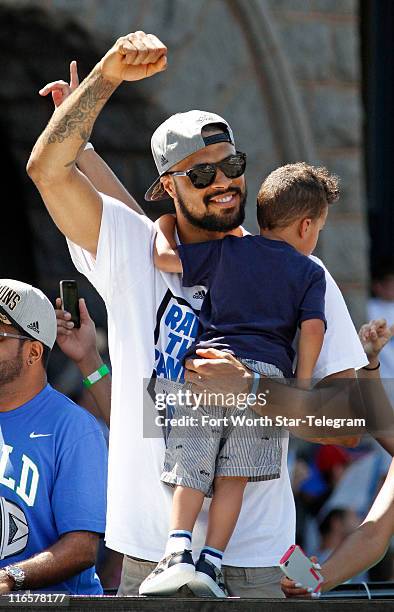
[160,359,284,496]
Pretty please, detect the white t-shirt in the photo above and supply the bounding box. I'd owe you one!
[68,193,368,567]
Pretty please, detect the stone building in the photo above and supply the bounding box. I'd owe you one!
[0,0,367,326]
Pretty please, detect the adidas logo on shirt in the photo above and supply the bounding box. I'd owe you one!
[27,321,40,334]
[193,290,206,300]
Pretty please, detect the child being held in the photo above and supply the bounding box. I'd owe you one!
[140,162,338,598]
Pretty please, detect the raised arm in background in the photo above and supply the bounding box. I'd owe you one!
[27,32,167,254]
[358,318,394,455]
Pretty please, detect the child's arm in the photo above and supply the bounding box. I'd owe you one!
[153,214,182,273]
[296,319,325,389]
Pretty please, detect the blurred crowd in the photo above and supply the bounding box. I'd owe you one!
[285,258,394,584]
[289,439,393,582]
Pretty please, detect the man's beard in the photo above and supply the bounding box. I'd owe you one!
[176,185,247,232]
[0,343,23,386]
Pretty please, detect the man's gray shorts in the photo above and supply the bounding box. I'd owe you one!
[161,359,284,495]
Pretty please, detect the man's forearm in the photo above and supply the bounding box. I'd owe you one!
[27,65,120,252]
[28,30,168,185]
[321,522,388,591]
[28,65,118,183]
[321,457,394,590]
[77,350,111,428]
[0,532,98,593]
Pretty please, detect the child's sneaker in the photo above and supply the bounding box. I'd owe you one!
[139,549,195,596]
[188,553,229,597]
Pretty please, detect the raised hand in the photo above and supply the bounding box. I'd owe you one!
[39,60,80,108]
[55,297,98,365]
[99,31,167,84]
[359,318,394,363]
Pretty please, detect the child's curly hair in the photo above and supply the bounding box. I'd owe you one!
[257,162,339,230]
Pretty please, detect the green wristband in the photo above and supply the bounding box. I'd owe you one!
[83,364,110,388]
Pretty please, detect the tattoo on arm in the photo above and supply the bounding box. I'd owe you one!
[46,73,115,164]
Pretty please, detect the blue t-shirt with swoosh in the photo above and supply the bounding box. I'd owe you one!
[179,234,326,377]
[0,384,107,594]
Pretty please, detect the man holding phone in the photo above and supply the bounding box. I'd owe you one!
[27,32,370,597]
[282,458,394,597]
[60,280,81,329]
[0,279,107,594]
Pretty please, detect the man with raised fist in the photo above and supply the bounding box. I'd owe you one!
[28,32,369,597]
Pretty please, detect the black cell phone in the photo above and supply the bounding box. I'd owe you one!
[60,280,80,328]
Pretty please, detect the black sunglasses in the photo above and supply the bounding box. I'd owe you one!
[165,151,247,189]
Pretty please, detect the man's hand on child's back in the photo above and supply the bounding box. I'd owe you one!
[184,348,253,396]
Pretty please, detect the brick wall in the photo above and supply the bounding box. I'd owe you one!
[267,0,367,323]
[1,0,368,324]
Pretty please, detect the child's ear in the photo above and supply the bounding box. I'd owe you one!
[299,217,312,238]
[160,175,176,199]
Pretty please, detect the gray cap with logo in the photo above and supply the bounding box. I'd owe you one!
[0,279,56,349]
[144,109,235,202]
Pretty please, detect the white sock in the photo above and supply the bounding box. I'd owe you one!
[201,546,223,569]
[165,530,192,555]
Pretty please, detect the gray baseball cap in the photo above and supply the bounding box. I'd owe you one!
[0,279,56,349]
[144,110,235,201]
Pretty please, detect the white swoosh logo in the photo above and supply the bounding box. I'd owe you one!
[30,432,52,438]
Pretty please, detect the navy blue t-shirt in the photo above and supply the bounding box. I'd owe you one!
[179,235,326,377]
[0,385,107,594]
